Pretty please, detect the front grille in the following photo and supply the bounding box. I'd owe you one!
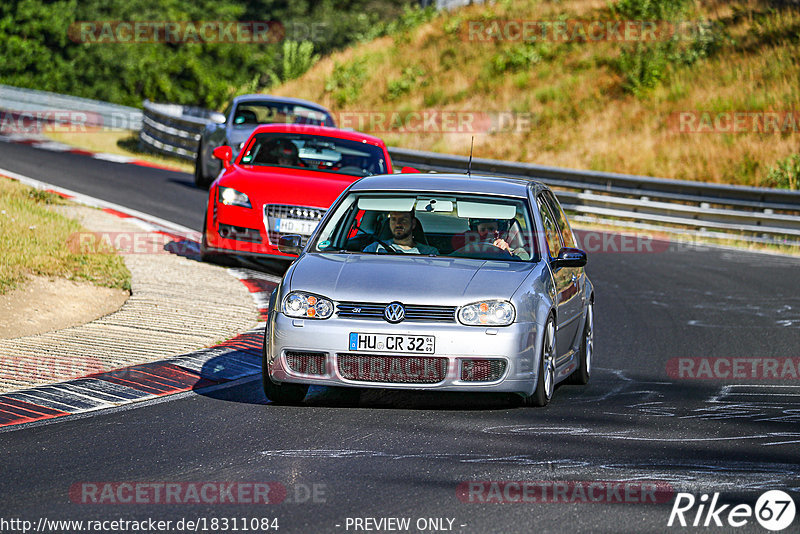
[337,354,447,383]
[460,359,507,382]
[285,351,327,376]
[337,302,456,322]
[264,204,325,246]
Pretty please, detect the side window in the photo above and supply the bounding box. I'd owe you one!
[536,195,562,258]
[543,191,577,248]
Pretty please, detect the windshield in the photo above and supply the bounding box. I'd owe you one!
[238,133,389,176]
[231,101,333,127]
[310,193,539,261]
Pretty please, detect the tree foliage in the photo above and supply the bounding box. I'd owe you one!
[0,0,410,109]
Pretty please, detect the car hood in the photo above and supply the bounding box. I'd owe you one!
[217,167,357,206]
[288,253,534,304]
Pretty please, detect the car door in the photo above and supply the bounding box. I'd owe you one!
[536,193,581,362]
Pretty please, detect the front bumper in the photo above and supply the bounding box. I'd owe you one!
[206,197,324,259]
[265,313,542,396]
[205,203,295,259]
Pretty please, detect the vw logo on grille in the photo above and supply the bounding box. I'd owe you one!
[384,302,406,323]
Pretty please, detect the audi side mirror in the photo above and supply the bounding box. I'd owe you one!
[552,247,587,268]
[212,145,233,170]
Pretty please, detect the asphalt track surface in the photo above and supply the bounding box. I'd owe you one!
[1,140,800,533]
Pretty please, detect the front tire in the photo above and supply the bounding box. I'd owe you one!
[262,319,309,405]
[525,317,556,407]
[194,141,211,189]
[199,212,216,263]
[262,374,309,405]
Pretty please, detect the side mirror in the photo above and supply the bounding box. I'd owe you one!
[277,234,303,255]
[401,166,421,173]
[209,111,227,124]
[212,145,233,170]
[552,247,587,268]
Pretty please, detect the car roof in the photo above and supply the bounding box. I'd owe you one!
[231,94,332,114]
[250,124,387,147]
[348,173,546,198]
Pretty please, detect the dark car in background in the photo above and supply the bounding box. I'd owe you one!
[193,94,336,188]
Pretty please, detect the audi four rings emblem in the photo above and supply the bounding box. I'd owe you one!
[384,302,406,323]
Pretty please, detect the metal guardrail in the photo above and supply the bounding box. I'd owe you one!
[138,100,213,160]
[1,87,796,248]
[0,84,142,131]
[137,102,800,246]
[387,147,800,246]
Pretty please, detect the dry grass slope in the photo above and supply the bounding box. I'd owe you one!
[268,0,800,188]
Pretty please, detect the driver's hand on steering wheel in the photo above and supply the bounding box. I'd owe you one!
[492,238,512,252]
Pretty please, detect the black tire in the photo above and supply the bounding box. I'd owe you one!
[261,303,308,405]
[567,301,593,385]
[199,212,215,263]
[194,142,211,189]
[525,317,556,407]
[262,374,309,405]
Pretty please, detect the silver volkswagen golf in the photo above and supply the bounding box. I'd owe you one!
[262,173,594,406]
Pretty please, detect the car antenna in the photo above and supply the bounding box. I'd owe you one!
[467,136,474,177]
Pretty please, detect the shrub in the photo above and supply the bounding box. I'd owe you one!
[324,57,369,106]
[764,154,800,190]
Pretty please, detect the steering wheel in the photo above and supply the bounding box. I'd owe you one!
[451,242,514,259]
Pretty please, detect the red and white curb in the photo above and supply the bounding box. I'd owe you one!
[0,132,186,172]
[0,169,281,429]
[0,328,265,428]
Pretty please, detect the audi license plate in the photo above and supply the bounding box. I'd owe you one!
[349,333,435,354]
[273,218,318,236]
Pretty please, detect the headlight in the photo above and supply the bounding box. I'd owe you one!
[282,291,334,319]
[458,300,515,326]
[218,186,251,208]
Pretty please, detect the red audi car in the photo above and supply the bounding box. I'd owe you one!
[201,124,395,262]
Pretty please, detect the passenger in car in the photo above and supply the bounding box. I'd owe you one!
[453,218,530,259]
[363,211,439,255]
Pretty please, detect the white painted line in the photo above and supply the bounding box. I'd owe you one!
[92,153,136,163]
[30,141,74,152]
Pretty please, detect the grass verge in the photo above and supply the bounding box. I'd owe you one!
[0,178,131,295]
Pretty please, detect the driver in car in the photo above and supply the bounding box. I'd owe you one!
[363,211,438,255]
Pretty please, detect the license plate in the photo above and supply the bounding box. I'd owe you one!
[349,333,435,354]
[273,218,318,236]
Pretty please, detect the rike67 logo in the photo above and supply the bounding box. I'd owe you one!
[668,490,796,531]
